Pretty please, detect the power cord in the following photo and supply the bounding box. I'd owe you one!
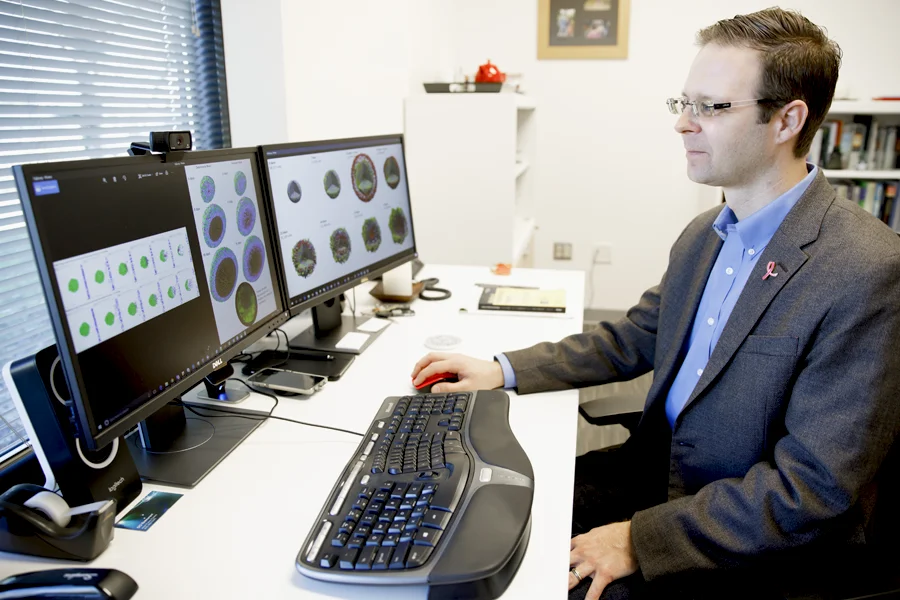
[175,378,364,438]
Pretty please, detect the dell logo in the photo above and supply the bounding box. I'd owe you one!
[212,358,223,368]
[108,476,125,493]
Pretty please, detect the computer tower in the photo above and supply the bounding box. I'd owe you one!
[2,345,141,512]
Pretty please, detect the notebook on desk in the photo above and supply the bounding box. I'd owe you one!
[478,286,567,313]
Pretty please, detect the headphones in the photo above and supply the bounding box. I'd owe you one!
[418,278,452,301]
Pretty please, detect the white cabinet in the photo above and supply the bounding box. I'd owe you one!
[404,93,536,266]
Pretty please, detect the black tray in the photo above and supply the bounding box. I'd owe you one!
[423,82,503,93]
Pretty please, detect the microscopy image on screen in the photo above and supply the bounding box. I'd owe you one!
[383,156,401,190]
[287,180,302,203]
[389,207,408,244]
[236,197,256,236]
[234,282,258,326]
[200,175,216,203]
[352,153,377,202]
[234,170,247,196]
[202,204,226,248]
[52,228,199,353]
[242,235,265,282]
[209,247,238,302]
[330,228,351,264]
[292,239,316,278]
[159,273,182,311]
[324,170,341,199]
[362,217,382,253]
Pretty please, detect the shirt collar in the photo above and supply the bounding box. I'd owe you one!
[712,164,818,249]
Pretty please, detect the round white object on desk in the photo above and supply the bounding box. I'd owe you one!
[424,334,462,351]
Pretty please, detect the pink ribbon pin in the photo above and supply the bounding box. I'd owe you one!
[762,261,778,280]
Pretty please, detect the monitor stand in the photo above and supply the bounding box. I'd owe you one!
[288,296,386,355]
[125,365,260,487]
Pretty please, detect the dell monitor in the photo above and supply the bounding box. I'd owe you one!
[260,134,418,354]
[14,147,289,486]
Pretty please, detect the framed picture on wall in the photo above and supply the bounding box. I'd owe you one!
[538,0,630,59]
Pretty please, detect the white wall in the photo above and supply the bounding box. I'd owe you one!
[450,0,900,309]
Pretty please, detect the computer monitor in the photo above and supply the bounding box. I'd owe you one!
[14,147,289,486]
[261,135,418,354]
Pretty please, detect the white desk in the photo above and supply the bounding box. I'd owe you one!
[0,265,584,599]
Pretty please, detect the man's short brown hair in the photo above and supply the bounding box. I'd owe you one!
[697,7,842,158]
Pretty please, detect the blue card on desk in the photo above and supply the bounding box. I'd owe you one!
[115,491,182,531]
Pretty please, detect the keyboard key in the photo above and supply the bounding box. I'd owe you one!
[360,514,376,527]
[413,528,442,547]
[373,547,393,570]
[367,502,384,515]
[339,520,355,535]
[408,483,424,498]
[374,490,389,502]
[380,510,396,523]
[430,486,453,511]
[422,509,452,530]
[406,545,434,568]
[405,517,423,531]
[355,546,378,570]
[373,521,389,535]
[388,466,402,475]
[352,497,368,511]
[422,483,437,495]
[347,509,362,522]
[359,487,374,500]
[354,524,372,538]
[387,522,403,535]
[380,481,395,492]
[396,509,411,522]
[339,547,359,569]
[347,537,363,550]
[319,552,338,568]
[383,533,401,547]
[385,498,401,511]
[331,532,350,547]
[390,542,411,569]
[391,483,409,499]
[366,534,384,547]
[399,499,414,511]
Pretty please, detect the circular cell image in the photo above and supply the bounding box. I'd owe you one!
[234,282,258,326]
[236,197,256,236]
[287,180,302,203]
[159,249,168,263]
[104,312,115,327]
[384,156,401,189]
[184,279,194,292]
[242,235,265,282]
[140,256,149,269]
[202,204,226,248]
[362,217,382,253]
[68,278,79,293]
[79,322,91,337]
[323,170,341,199]
[118,262,128,276]
[292,239,317,278]
[352,153,377,202]
[148,293,158,308]
[209,247,238,302]
[330,228,352,263]
[234,171,247,196]
[167,286,176,299]
[177,243,185,257]
[95,270,105,284]
[127,302,138,316]
[200,175,216,203]
[389,207,408,244]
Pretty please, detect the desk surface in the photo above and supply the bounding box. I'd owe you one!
[0,265,584,599]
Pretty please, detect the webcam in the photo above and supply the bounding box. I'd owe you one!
[128,131,193,160]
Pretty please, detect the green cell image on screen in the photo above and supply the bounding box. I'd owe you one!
[149,294,158,307]
[118,262,128,276]
[159,250,168,263]
[95,270,105,284]
[140,256,149,269]
[68,278,79,293]
[128,302,138,316]
[79,322,90,337]
[105,312,115,326]
[167,286,175,299]
[185,279,193,291]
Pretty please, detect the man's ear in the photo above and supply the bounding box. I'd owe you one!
[774,99,809,150]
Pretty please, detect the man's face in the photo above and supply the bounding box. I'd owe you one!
[676,43,778,187]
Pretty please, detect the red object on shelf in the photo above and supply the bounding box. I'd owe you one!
[475,60,506,84]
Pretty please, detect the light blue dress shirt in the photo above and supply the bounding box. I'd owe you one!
[497,165,817,425]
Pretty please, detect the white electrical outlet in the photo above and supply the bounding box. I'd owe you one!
[592,243,612,264]
[553,242,573,260]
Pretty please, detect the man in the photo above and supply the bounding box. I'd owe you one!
[411,8,900,600]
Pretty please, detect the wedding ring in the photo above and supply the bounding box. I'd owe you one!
[570,567,583,582]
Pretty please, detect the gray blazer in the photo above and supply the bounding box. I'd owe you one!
[505,171,900,580]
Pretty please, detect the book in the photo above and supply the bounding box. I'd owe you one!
[478,286,566,313]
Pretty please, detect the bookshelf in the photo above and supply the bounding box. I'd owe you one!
[404,93,537,267]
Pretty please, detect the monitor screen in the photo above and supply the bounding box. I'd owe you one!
[16,148,288,448]
[262,135,417,313]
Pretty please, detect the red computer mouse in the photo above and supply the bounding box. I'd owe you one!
[413,372,458,393]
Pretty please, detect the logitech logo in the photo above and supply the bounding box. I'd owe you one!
[212,358,223,369]
[64,573,97,581]
[108,476,125,493]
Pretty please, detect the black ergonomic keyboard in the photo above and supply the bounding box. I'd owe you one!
[296,390,534,600]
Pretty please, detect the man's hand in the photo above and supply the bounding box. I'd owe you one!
[411,352,504,393]
[569,521,638,600]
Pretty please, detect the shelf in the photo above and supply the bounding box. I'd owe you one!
[515,95,536,110]
[513,216,536,264]
[828,100,900,115]
[515,160,529,179]
[823,169,900,179]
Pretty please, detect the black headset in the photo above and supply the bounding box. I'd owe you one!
[418,278,451,301]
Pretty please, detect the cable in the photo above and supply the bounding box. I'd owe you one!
[183,377,365,438]
[418,277,452,301]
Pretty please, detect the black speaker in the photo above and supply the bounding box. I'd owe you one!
[3,346,141,512]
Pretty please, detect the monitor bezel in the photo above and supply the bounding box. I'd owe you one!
[259,134,418,318]
[14,146,290,450]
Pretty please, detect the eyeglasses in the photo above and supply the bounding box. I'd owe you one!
[666,97,779,118]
